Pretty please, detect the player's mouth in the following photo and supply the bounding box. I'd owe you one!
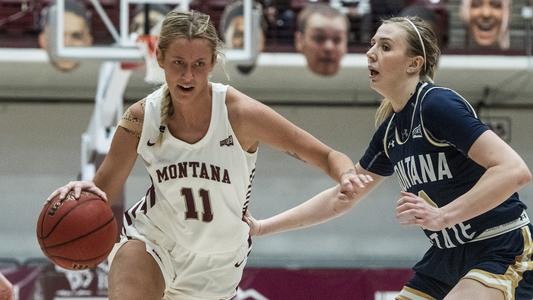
[472,20,499,39]
[318,57,337,65]
[178,84,194,93]
[368,66,379,79]
[475,19,497,32]
[471,19,499,45]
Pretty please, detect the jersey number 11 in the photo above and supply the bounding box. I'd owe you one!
[181,187,213,222]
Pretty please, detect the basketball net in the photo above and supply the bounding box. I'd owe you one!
[120,34,165,85]
[137,34,165,84]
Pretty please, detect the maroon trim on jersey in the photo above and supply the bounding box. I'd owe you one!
[130,200,144,218]
[123,183,156,228]
[148,185,156,207]
[246,236,253,257]
[241,168,256,220]
[151,248,163,263]
[140,199,147,213]
[124,210,132,226]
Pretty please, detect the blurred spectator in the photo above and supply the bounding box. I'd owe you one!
[400,4,437,26]
[0,273,13,300]
[330,0,371,43]
[130,4,171,37]
[330,0,370,15]
[38,0,93,72]
[220,0,266,49]
[460,0,511,49]
[399,4,443,45]
[262,0,296,43]
[295,3,349,76]
[369,0,405,34]
[220,0,266,74]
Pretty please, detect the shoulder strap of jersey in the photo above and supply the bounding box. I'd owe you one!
[419,85,452,147]
[139,85,165,149]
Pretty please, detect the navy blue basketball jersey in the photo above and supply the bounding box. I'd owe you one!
[360,82,527,249]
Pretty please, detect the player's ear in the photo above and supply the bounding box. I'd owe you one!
[38,30,48,49]
[295,31,303,52]
[407,56,423,74]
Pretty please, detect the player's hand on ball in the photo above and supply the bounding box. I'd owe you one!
[47,181,107,203]
[38,191,117,269]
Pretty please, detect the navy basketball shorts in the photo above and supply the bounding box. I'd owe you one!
[398,224,533,300]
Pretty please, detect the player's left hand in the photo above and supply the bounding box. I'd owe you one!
[243,211,262,236]
[396,191,447,231]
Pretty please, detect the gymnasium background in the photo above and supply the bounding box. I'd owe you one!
[1,0,533,299]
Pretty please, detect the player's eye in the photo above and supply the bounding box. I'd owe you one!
[490,0,502,8]
[69,32,84,40]
[312,34,327,44]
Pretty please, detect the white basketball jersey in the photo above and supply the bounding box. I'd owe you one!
[129,83,257,254]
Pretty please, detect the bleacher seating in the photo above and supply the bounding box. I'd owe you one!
[0,0,529,54]
[0,0,44,47]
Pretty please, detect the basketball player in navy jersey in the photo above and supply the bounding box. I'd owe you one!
[246,16,533,299]
[47,10,370,300]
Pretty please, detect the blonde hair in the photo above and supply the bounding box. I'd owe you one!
[156,10,224,142]
[374,16,441,126]
[459,0,511,49]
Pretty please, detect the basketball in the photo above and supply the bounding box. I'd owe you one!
[36,191,118,270]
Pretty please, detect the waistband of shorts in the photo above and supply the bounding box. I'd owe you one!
[471,211,530,243]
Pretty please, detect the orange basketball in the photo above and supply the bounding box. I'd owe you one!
[36,191,118,270]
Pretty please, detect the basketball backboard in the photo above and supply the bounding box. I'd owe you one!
[50,0,262,64]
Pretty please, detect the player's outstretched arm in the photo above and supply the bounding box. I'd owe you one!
[245,164,383,236]
[227,87,371,194]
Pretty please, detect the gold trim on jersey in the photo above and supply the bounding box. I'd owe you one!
[419,86,479,148]
[464,226,533,300]
[473,212,530,242]
[397,286,436,300]
[418,190,437,208]
[418,87,448,148]
[395,82,428,146]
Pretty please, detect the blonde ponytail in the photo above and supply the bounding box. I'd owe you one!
[158,84,173,143]
[375,99,393,127]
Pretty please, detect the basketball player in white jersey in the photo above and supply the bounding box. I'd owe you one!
[47,10,371,300]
